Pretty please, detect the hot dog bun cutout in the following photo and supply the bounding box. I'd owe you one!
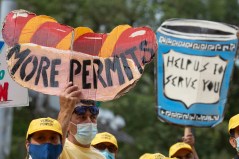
[2,10,157,65]
[3,10,157,101]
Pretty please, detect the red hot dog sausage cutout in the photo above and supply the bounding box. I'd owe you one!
[2,9,157,101]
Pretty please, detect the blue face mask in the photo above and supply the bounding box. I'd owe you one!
[100,149,115,159]
[29,143,62,159]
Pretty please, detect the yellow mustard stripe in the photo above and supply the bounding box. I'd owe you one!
[99,25,131,57]
[57,27,93,50]
[19,15,57,43]
[74,27,94,41]
[56,32,73,50]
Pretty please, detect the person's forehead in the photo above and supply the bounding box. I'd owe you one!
[234,126,239,135]
[94,142,118,152]
[97,142,115,147]
[32,130,60,136]
[235,126,239,131]
[72,110,98,121]
[174,149,192,157]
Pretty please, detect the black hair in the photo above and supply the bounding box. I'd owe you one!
[80,100,96,106]
[27,134,33,142]
[230,129,235,137]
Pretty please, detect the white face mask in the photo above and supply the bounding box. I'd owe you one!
[235,137,239,152]
[71,122,98,145]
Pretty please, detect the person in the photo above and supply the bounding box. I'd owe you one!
[228,114,239,159]
[169,142,194,159]
[169,128,199,159]
[57,82,105,159]
[91,132,118,159]
[139,153,176,159]
[25,117,63,159]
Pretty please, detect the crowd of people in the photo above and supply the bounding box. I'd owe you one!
[24,82,239,159]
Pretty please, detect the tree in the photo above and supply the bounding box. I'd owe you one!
[8,0,239,158]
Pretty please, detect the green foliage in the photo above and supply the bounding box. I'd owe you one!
[159,0,206,21]
[16,0,159,31]
[8,107,33,159]
[9,0,239,158]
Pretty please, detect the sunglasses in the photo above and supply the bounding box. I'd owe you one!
[73,106,99,115]
[94,143,117,153]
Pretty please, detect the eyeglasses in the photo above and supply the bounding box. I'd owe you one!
[94,143,117,153]
[73,106,99,115]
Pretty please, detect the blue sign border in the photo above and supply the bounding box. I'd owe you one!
[156,32,237,127]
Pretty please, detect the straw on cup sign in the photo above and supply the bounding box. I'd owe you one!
[163,50,227,108]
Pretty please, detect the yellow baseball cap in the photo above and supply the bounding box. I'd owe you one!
[169,142,192,157]
[26,117,63,139]
[91,132,118,149]
[139,153,176,159]
[228,114,239,134]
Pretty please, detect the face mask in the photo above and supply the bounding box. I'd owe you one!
[71,122,98,145]
[235,137,239,152]
[29,143,62,159]
[100,149,115,159]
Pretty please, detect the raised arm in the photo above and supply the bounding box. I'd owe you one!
[183,127,199,159]
[57,82,81,144]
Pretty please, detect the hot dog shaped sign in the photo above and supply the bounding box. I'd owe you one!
[2,9,157,101]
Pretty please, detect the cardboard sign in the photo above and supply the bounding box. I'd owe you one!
[2,10,157,101]
[156,19,238,127]
[0,40,29,107]
[6,44,145,101]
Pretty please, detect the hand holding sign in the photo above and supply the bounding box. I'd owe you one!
[2,9,157,101]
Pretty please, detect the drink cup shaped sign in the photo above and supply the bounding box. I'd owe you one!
[156,19,238,127]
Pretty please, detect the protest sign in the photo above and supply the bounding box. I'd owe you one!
[2,10,157,101]
[156,19,238,127]
[0,40,29,107]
